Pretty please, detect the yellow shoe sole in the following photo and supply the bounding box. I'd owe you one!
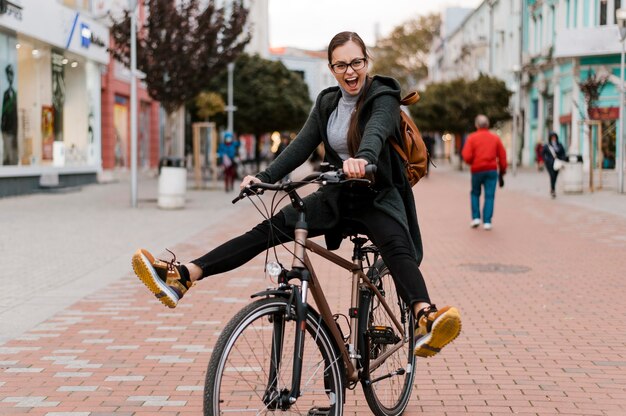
[414,307,461,358]
[132,249,178,308]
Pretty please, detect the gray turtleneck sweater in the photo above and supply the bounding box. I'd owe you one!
[326,87,361,160]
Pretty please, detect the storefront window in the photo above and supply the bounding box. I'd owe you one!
[0,32,18,166]
[8,38,96,168]
[17,41,53,165]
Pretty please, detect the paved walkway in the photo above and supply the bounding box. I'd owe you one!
[1,163,625,415]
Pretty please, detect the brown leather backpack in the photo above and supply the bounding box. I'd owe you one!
[389,91,429,186]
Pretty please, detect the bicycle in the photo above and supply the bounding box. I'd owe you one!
[203,166,416,416]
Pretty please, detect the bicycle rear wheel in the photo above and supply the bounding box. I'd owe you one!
[204,297,345,415]
[361,259,415,416]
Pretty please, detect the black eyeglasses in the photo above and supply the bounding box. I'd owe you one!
[330,57,367,74]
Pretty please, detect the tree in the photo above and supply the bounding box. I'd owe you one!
[578,70,607,119]
[194,92,225,121]
[207,54,312,166]
[370,14,441,92]
[109,0,250,154]
[411,75,512,135]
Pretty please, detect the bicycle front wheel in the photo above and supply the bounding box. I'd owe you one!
[361,259,416,416]
[204,297,345,415]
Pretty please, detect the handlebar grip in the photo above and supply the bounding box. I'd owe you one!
[232,193,245,204]
[364,164,377,175]
[363,164,377,183]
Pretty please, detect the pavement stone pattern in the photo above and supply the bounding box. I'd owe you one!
[1,164,625,415]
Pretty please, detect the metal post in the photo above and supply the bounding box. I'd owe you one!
[488,0,495,74]
[617,9,626,193]
[130,1,138,207]
[227,62,235,134]
[512,67,520,176]
[615,34,626,193]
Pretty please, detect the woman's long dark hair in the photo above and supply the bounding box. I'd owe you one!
[327,31,371,157]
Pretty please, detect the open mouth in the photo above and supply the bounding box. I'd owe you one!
[345,77,358,89]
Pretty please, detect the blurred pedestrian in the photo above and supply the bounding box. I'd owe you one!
[461,114,507,230]
[308,143,325,171]
[535,140,545,171]
[542,132,567,199]
[274,134,291,182]
[274,134,290,158]
[423,134,435,177]
[218,132,238,192]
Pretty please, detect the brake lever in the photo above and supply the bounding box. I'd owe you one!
[319,171,345,183]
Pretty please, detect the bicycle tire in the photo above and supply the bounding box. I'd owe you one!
[204,297,345,415]
[361,259,416,416]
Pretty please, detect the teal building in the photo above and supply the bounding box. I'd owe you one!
[523,0,623,187]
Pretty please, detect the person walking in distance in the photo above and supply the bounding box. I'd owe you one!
[542,132,567,199]
[461,114,507,230]
[131,31,461,358]
[217,132,238,192]
[535,139,545,171]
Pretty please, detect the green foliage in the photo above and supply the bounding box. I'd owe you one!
[370,14,441,92]
[411,75,512,134]
[207,54,312,136]
[109,0,250,114]
[194,92,225,121]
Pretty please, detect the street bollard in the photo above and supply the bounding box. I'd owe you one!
[158,157,187,209]
[563,154,584,194]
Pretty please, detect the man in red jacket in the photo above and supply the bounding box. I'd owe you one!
[461,115,507,230]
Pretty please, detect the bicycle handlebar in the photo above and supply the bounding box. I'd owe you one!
[232,165,377,204]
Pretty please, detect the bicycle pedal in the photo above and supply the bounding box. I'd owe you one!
[368,326,400,345]
[308,406,332,416]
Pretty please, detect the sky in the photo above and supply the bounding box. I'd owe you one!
[268,0,483,50]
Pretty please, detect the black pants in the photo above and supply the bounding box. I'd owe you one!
[547,165,559,192]
[191,208,430,307]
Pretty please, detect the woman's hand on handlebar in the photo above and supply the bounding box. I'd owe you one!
[240,175,261,190]
[342,158,369,179]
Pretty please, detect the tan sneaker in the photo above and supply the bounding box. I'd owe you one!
[132,248,191,308]
[413,305,461,358]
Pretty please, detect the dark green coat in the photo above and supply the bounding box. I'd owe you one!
[256,75,423,263]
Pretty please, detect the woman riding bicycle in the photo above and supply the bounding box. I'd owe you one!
[132,31,461,358]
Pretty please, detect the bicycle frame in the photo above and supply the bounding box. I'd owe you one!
[240,171,410,408]
[285,204,407,401]
[303,240,406,381]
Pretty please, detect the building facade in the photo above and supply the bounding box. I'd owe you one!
[429,1,523,166]
[94,0,161,174]
[430,0,625,190]
[269,47,337,103]
[0,0,108,196]
[524,0,623,189]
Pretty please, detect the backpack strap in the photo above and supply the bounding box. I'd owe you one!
[390,140,409,164]
[400,91,420,106]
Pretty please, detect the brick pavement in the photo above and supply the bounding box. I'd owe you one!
[1,165,626,415]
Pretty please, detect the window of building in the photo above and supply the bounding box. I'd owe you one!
[600,0,608,25]
[60,0,92,12]
[532,98,539,119]
[601,120,616,169]
[615,0,622,23]
[584,0,592,26]
[550,6,556,45]
[537,16,543,52]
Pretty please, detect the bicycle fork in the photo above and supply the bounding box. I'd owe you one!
[264,211,311,409]
[262,284,308,410]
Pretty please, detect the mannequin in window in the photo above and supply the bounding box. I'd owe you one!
[1,64,18,165]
